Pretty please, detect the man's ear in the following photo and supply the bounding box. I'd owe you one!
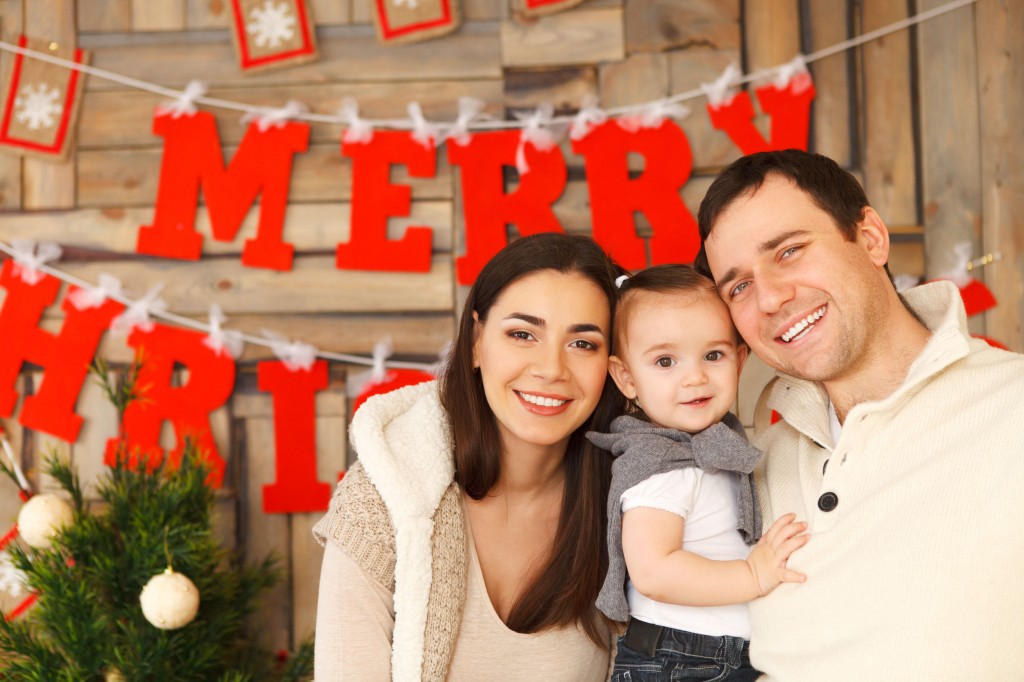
[608,355,637,400]
[858,207,891,267]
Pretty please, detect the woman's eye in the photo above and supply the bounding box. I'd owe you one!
[655,356,675,368]
[509,330,534,341]
[570,339,597,351]
[705,351,724,362]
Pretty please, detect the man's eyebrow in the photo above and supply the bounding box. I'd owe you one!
[715,229,810,294]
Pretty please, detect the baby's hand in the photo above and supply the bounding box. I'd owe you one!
[746,512,808,597]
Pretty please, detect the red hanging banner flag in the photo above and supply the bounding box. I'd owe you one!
[448,130,567,285]
[373,0,461,45]
[258,360,334,513]
[230,0,318,73]
[515,0,585,18]
[706,75,816,155]
[0,36,88,161]
[573,120,699,270]
[136,111,307,270]
[104,324,235,488]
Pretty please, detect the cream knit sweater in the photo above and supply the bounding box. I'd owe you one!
[313,381,467,681]
[748,281,1024,680]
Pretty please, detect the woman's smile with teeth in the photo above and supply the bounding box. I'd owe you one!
[781,306,826,343]
[516,391,567,407]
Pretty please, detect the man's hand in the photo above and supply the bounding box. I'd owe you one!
[746,512,809,596]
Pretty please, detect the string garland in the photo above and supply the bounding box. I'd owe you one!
[0,0,977,135]
[0,0,980,373]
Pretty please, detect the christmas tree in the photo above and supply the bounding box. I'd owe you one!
[0,359,313,680]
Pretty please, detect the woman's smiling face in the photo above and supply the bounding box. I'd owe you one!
[472,269,612,457]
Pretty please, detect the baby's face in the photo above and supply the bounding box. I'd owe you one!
[611,292,747,434]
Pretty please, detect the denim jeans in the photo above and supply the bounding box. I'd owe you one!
[611,618,760,682]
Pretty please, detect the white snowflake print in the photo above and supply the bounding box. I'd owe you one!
[246,1,297,49]
[392,0,421,8]
[13,82,63,131]
[0,550,26,597]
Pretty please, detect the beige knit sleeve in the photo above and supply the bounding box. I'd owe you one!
[312,460,397,591]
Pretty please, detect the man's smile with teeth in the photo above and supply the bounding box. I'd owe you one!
[516,391,567,407]
[780,305,827,343]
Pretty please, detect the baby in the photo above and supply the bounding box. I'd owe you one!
[588,264,807,681]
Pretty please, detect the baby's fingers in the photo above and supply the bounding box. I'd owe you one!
[762,513,798,543]
[770,521,808,548]
[778,567,807,584]
[776,532,810,560]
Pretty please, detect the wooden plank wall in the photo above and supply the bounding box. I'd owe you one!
[0,0,1020,651]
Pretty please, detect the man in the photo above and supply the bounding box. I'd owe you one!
[695,149,1024,680]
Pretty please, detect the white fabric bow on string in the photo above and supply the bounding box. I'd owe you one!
[347,337,394,399]
[67,273,123,310]
[203,304,245,359]
[934,241,976,288]
[569,96,607,141]
[514,104,558,175]
[444,97,486,147]
[773,54,813,93]
[407,102,439,150]
[156,80,208,119]
[10,239,62,286]
[338,97,374,145]
[109,284,168,337]
[618,99,690,133]
[701,63,743,109]
[241,100,309,133]
[262,329,318,372]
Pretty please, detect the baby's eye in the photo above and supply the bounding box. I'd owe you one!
[705,350,724,362]
[655,356,675,368]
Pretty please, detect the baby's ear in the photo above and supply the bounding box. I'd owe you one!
[736,342,749,377]
[607,356,637,400]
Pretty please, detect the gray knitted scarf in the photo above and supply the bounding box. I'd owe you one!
[587,412,763,622]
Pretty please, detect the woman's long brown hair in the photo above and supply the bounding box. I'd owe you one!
[439,233,626,647]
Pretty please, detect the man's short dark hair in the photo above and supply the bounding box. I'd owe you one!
[694,150,870,277]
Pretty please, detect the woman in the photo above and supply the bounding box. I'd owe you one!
[313,233,626,680]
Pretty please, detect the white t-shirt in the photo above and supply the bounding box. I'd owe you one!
[620,467,752,639]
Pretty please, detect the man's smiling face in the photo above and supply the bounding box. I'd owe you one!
[704,174,893,385]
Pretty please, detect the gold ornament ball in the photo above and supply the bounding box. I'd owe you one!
[139,569,200,630]
[105,669,126,682]
[17,493,74,549]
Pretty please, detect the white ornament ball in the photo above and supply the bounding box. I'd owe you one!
[139,568,200,630]
[17,493,74,549]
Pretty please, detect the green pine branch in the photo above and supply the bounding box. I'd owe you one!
[0,357,313,680]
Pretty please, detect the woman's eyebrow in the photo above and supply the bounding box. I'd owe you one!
[505,312,544,326]
[569,323,605,335]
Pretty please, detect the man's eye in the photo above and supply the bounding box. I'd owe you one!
[655,357,675,368]
[730,281,750,298]
[781,245,800,259]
